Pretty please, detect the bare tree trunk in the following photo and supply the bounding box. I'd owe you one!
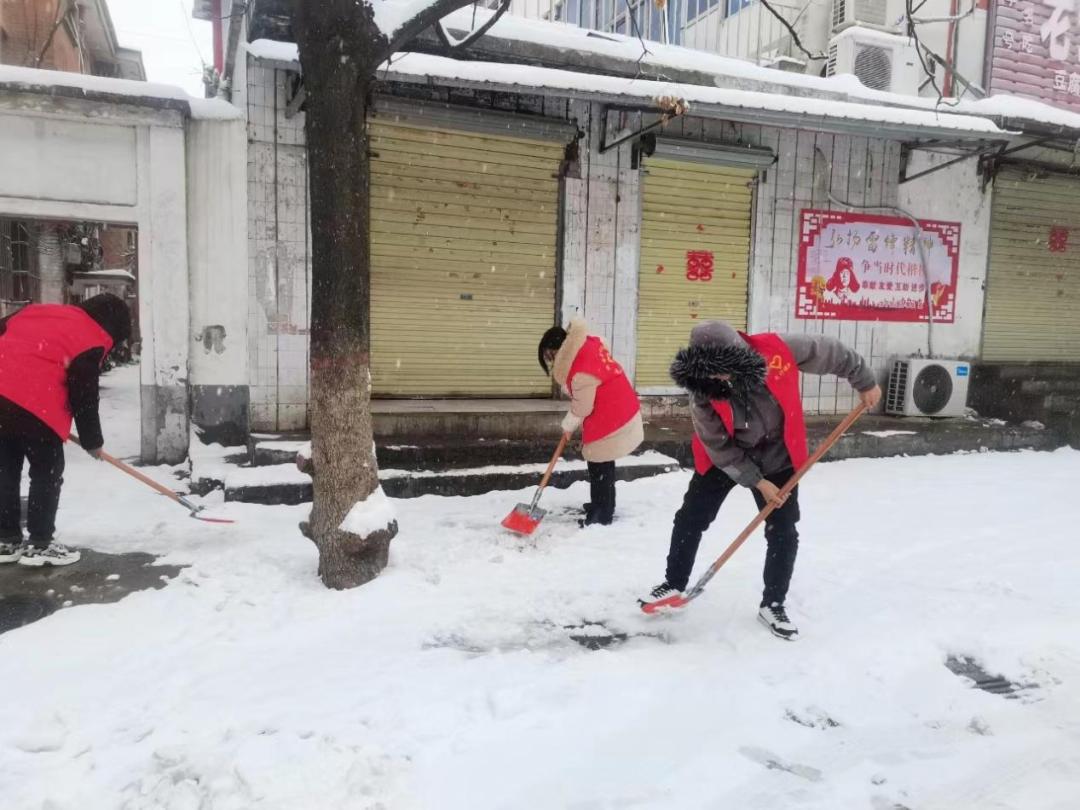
[291,0,508,589]
[293,1,396,589]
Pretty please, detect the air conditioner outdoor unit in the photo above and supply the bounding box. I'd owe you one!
[886,358,971,418]
[831,0,888,32]
[826,28,920,95]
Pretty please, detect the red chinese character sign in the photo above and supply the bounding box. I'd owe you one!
[796,210,961,323]
[989,0,1080,111]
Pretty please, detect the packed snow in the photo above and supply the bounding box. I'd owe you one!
[0,64,241,121]
[340,486,397,537]
[2,368,1080,809]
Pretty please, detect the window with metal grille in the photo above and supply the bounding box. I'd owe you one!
[6,222,39,304]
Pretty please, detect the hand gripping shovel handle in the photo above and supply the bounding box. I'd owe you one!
[70,434,235,524]
[529,432,571,511]
[656,403,866,611]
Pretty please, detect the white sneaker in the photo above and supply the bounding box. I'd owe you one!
[0,541,25,564]
[638,581,686,614]
[17,543,81,567]
[758,602,799,640]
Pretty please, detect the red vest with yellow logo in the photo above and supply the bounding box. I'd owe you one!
[691,332,808,475]
[567,336,641,444]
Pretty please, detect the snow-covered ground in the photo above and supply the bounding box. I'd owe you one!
[2,368,1080,809]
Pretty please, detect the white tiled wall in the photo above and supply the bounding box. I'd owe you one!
[246,59,311,431]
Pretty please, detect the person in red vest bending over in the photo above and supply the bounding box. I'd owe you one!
[640,321,881,640]
[538,318,644,527]
[0,294,131,567]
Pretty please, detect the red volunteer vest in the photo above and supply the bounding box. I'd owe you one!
[691,332,808,475]
[0,304,114,440]
[567,336,640,444]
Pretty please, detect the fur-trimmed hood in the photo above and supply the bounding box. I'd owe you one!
[551,317,589,386]
[669,321,766,399]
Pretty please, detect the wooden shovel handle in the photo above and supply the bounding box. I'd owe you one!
[70,434,187,507]
[536,432,571,494]
[705,402,867,577]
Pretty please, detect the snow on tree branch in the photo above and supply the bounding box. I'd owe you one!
[366,0,509,54]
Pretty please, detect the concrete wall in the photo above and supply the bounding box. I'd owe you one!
[187,115,250,445]
[895,150,991,361]
[0,84,248,461]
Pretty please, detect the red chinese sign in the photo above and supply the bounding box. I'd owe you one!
[1049,225,1070,251]
[686,250,714,281]
[989,0,1080,111]
[796,210,961,323]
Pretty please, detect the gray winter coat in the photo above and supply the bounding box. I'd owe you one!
[689,322,877,487]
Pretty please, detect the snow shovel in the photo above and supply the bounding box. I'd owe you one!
[641,402,867,614]
[501,432,570,536]
[70,434,235,524]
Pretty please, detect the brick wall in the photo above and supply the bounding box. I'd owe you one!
[0,0,83,72]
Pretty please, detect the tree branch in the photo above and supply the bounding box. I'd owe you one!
[760,0,826,62]
[33,0,71,68]
[434,0,512,51]
[386,0,505,57]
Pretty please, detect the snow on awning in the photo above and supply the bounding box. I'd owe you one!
[381,54,1004,143]
[246,41,1001,142]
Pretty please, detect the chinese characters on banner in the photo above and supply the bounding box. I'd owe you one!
[796,210,961,323]
[989,0,1080,111]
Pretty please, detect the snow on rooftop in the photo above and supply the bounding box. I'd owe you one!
[0,64,242,121]
[246,39,299,63]
[957,93,1080,131]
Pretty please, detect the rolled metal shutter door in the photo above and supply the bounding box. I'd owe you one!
[369,120,563,395]
[984,166,1080,361]
[636,156,754,389]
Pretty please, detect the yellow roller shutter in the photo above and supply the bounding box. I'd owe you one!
[636,157,754,388]
[369,120,562,395]
[984,166,1080,361]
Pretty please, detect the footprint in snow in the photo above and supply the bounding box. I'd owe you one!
[738,746,823,782]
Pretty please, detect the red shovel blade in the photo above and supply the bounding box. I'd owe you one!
[192,514,236,524]
[639,594,689,615]
[501,503,546,536]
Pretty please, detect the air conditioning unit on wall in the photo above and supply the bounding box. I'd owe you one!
[886,358,971,418]
[832,0,888,32]
[826,28,920,95]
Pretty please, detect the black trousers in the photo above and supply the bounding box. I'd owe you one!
[665,467,800,606]
[0,399,65,547]
[586,460,616,524]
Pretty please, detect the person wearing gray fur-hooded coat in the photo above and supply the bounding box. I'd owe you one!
[639,321,882,640]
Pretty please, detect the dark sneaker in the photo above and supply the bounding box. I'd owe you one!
[17,543,81,567]
[0,541,25,564]
[758,602,799,640]
[638,581,686,614]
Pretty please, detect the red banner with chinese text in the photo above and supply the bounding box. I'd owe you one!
[796,209,961,323]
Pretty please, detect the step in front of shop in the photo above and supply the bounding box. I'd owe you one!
[220,451,682,506]
[249,434,587,471]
